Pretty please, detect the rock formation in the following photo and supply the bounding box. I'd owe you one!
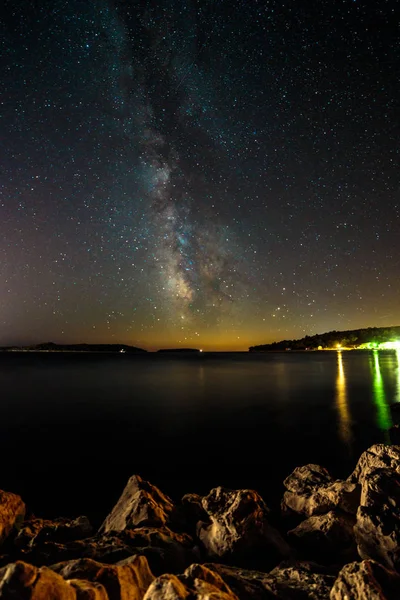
[99,475,176,534]
[330,560,400,599]
[354,467,400,570]
[197,486,291,566]
[347,444,400,484]
[0,491,25,545]
[282,465,360,517]
[0,446,398,598]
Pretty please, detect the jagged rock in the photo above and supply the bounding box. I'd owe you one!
[354,467,400,571]
[51,555,154,599]
[142,575,190,600]
[15,516,92,549]
[208,561,336,600]
[283,481,360,518]
[284,465,333,493]
[99,475,175,534]
[0,560,75,599]
[185,563,236,595]
[197,487,291,566]
[68,579,108,599]
[0,491,25,546]
[282,464,331,517]
[347,444,400,485]
[143,563,237,600]
[287,511,357,562]
[282,465,360,517]
[330,559,400,599]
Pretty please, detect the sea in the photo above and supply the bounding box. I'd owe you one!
[0,349,399,524]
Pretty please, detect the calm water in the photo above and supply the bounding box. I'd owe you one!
[1,350,399,522]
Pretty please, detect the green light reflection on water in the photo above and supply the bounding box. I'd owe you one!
[371,350,392,432]
[395,349,400,403]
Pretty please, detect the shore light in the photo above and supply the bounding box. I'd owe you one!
[378,341,400,350]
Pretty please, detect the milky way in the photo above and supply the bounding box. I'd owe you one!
[141,115,243,325]
[1,0,399,349]
[105,1,248,333]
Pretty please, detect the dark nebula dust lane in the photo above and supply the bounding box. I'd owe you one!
[1,0,399,349]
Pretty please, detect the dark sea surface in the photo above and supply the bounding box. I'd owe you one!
[1,350,399,524]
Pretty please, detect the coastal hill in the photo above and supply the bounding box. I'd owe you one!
[1,342,146,353]
[249,325,400,352]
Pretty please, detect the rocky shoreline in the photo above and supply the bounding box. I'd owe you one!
[0,445,399,598]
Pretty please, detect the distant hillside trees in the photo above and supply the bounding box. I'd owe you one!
[249,326,400,352]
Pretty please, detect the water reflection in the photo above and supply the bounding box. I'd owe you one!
[370,350,392,433]
[395,350,400,403]
[335,352,353,448]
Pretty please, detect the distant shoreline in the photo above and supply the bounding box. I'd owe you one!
[250,325,400,352]
[1,347,397,356]
[3,325,400,354]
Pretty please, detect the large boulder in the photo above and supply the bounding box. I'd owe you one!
[287,511,357,562]
[0,491,25,546]
[0,560,75,599]
[282,465,360,517]
[347,444,400,485]
[143,564,238,600]
[99,475,175,534]
[354,467,400,571]
[197,486,291,565]
[330,559,400,599]
[51,555,154,600]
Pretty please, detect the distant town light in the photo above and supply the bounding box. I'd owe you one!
[359,340,400,350]
[378,341,400,350]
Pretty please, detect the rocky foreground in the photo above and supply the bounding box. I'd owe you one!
[0,445,399,598]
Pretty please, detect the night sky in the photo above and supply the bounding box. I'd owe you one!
[1,0,399,350]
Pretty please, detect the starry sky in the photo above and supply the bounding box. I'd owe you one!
[1,0,399,350]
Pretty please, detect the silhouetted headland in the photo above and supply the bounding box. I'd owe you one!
[0,342,146,353]
[250,325,400,352]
